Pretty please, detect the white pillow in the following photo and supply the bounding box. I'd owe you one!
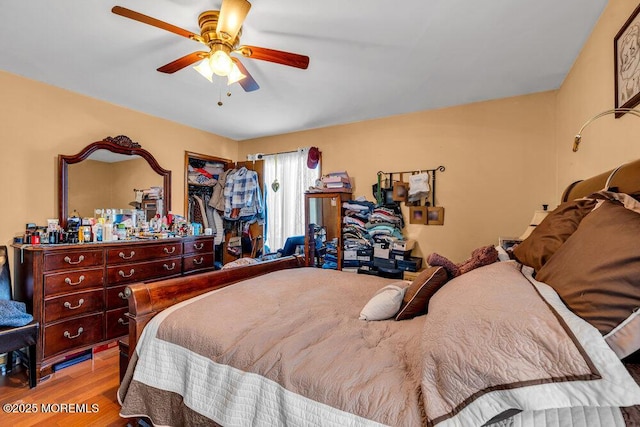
[359,283,407,321]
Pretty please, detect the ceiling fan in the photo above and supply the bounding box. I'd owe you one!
[112,0,309,92]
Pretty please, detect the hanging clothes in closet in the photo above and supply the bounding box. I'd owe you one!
[187,187,219,235]
[187,160,228,238]
[221,167,263,221]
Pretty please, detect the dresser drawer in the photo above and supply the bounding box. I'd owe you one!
[106,285,129,309]
[106,242,183,264]
[183,238,214,255]
[44,289,104,323]
[183,253,215,274]
[43,313,104,358]
[106,307,129,340]
[44,267,104,297]
[44,250,104,272]
[106,256,182,285]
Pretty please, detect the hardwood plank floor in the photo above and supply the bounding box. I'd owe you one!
[0,347,132,426]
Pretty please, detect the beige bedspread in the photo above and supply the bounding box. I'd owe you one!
[120,268,426,426]
[119,263,640,426]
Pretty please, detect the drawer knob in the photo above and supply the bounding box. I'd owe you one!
[63,327,84,340]
[63,299,85,310]
[163,246,176,254]
[64,255,85,265]
[64,275,85,286]
[118,291,127,300]
[193,243,204,250]
[119,251,136,259]
[163,262,176,271]
[118,269,135,278]
[118,317,129,326]
[193,257,204,265]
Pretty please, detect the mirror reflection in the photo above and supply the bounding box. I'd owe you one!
[67,150,163,219]
[58,136,172,230]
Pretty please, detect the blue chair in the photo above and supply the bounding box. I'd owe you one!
[278,235,305,257]
[0,246,39,388]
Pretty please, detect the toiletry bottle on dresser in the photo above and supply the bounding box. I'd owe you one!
[84,225,92,243]
[93,223,103,242]
[104,222,113,241]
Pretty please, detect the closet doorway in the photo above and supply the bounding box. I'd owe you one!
[184,152,264,266]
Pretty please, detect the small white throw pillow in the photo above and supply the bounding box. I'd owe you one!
[359,283,407,321]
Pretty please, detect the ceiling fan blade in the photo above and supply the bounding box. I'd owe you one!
[236,46,309,69]
[232,58,259,92]
[217,0,252,42]
[157,51,209,73]
[112,6,204,44]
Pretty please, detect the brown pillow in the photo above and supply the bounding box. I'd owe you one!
[512,198,598,272]
[536,199,640,358]
[395,266,448,320]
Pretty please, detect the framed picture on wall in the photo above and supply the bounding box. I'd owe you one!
[392,181,408,202]
[409,206,427,224]
[427,207,445,225]
[614,4,640,117]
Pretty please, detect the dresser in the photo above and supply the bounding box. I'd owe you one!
[12,235,215,382]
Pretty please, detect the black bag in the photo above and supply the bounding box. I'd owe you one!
[371,183,394,205]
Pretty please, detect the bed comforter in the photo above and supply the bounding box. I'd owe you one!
[118,263,640,426]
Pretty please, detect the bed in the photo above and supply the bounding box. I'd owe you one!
[118,159,640,426]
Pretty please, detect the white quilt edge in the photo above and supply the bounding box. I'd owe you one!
[125,288,386,427]
[436,265,640,427]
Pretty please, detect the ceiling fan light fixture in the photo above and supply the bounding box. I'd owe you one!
[193,59,214,82]
[217,0,251,42]
[227,62,246,85]
[112,2,307,93]
[211,50,233,76]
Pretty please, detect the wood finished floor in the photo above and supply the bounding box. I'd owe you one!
[0,346,132,426]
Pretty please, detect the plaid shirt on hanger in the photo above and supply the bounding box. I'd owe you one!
[224,167,262,220]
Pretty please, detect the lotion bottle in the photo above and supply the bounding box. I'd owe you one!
[104,221,113,242]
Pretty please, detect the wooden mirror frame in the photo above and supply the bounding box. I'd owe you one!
[58,135,171,229]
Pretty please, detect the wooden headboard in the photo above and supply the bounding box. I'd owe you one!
[561,158,640,202]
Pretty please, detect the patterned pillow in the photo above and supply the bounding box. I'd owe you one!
[396,266,448,320]
[537,195,640,358]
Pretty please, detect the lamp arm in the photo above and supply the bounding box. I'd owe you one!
[573,108,640,152]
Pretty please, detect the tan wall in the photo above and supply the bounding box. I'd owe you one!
[556,1,640,197]
[242,0,640,263]
[0,71,238,248]
[240,92,558,262]
[3,0,636,265]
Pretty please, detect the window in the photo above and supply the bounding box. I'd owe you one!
[263,149,320,252]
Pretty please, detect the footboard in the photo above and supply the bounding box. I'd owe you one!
[123,256,305,360]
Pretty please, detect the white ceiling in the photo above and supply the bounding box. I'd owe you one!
[0,0,607,141]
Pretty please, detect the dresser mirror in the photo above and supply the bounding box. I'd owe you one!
[58,135,171,228]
